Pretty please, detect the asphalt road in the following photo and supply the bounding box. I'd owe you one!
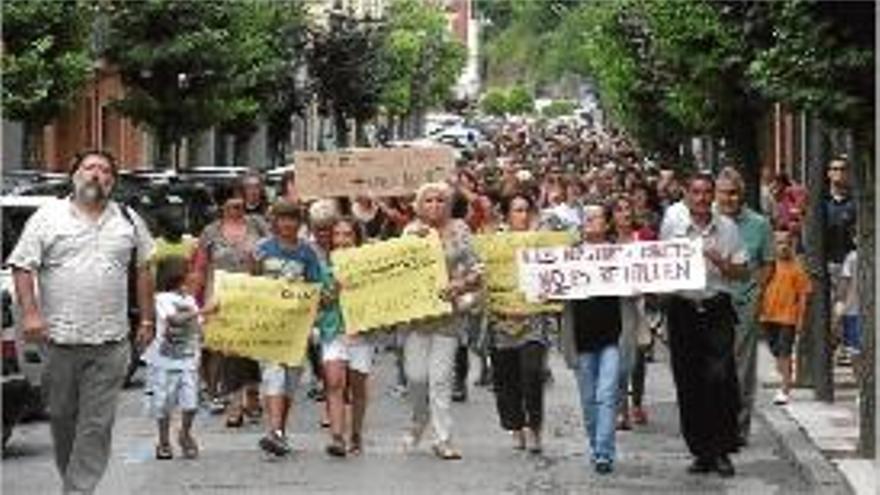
[3,344,815,494]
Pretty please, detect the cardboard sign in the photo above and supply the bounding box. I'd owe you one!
[519,239,707,299]
[331,232,452,332]
[294,147,455,198]
[204,272,320,366]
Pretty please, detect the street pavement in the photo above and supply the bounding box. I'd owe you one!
[3,344,819,494]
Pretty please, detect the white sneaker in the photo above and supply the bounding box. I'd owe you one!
[773,390,789,405]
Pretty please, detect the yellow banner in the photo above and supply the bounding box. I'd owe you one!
[331,233,452,333]
[474,231,573,315]
[204,271,320,366]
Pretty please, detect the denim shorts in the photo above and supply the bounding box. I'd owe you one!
[842,315,862,355]
[260,362,303,397]
[764,323,795,358]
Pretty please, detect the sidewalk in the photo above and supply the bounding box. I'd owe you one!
[756,344,875,495]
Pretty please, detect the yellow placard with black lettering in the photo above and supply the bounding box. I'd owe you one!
[331,233,452,333]
[474,231,572,315]
[204,271,320,366]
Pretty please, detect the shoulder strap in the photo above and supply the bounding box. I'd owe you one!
[118,203,136,230]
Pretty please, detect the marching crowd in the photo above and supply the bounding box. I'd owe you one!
[7,121,860,494]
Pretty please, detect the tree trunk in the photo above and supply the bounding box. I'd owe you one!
[354,119,368,147]
[22,121,36,169]
[233,133,250,167]
[155,128,174,171]
[334,111,349,149]
[801,114,834,402]
[728,110,763,211]
[854,128,875,457]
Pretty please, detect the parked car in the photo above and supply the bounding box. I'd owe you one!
[1,194,59,448]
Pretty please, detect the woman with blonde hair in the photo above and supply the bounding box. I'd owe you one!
[400,182,483,460]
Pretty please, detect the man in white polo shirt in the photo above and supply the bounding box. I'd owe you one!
[660,171,748,478]
[8,150,155,495]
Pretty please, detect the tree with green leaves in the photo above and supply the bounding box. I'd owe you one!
[2,0,93,167]
[479,0,581,88]
[217,1,307,167]
[549,1,688,163]
[103,0,256,169]
[379,0,466,139]
[309,12,386,148]
[541,100,577,119]
[748,0,874,455]
[479,87,508,117]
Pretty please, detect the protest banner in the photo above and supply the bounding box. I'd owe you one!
[294,147,455,198]
[474,231,573,315]
[331,232,452,333]
[518,238,706,299]
[204,271,320,366]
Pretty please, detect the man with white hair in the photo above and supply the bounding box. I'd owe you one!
[715,166,774,448]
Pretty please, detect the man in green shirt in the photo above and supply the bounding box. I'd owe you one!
[715,167,775,448]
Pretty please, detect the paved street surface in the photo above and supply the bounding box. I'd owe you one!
[3,344,816,494]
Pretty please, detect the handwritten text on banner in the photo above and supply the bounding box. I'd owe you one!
[331,233,452,333]
[294,147,455,198]
[204,272,320,366]
[518,238,706,299]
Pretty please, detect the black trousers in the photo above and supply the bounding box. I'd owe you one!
[490,341,547,431]
[454,344,469,388]
[666,294,740,459]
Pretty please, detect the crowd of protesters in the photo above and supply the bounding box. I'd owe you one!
[8,118,860,492]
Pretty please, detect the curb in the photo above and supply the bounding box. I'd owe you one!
[755,391,853,494]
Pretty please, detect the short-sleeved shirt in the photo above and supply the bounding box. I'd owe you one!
[825,194,856,264]
[840,250,859,316]
[7,198,155,344]
[144,291,201,370]
[402,219,482,334]
[760,260,812,327]
[254,237,324,283]
[571,296,622,353]
[198,216,268,274]
[728,207,774,304]
[254,237,336,341]
[660,205,748,300]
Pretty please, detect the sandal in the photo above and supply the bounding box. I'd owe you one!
[348,433,363,456]
[432,442,462,460]
[512,430,526,451]
[178,432,199,459]
[527,429,542,455]
[226,414,244,428]
[401,426,424,452]
[325,435,346,457]
[155,443,173,460]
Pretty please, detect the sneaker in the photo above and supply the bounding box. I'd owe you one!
[389,384,408,398]
[259,431,291,457]
[209,397,227,415]
[715,455,735,478]
[595,458,614,475]
[451,383,467,403]
[773,390,789,405]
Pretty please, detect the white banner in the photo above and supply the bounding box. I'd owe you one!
[518,238,706,299]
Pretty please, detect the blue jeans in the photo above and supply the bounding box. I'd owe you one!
[574,345,620,463]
